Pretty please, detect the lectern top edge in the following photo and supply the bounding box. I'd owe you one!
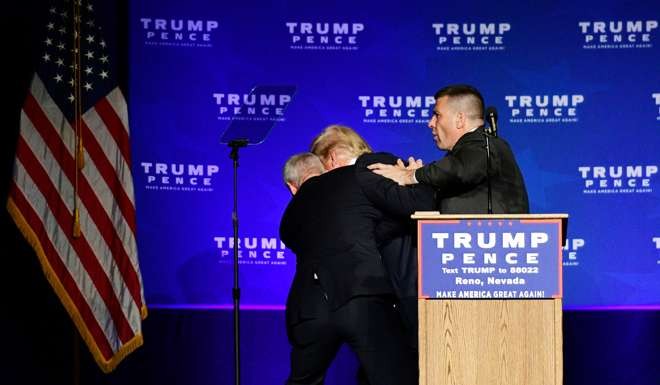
[411,212,569,220]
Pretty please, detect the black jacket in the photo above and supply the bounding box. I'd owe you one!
[280,152,435,325]
[415,127,529,214]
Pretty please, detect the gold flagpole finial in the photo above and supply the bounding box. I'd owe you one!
[77,135,85,170]
[73,207,81,238]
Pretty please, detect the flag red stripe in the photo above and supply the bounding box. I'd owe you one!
[23,94,144,310]
[16,138,135,344]
[25,92,138,234]
[79,118,137,232]
[10,184,115,360]
[93,98,131,166]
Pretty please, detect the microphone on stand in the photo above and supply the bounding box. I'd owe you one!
[483,106,498,214]
[486,106,498,137]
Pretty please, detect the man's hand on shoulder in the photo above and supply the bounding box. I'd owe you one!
[403,156,423,170]
[368,157,422,186]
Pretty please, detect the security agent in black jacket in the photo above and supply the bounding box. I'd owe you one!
[369,84,529,215]
[280,151,434,385]
[416,125,529,214]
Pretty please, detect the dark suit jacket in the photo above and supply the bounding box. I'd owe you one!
[280,153,435,327]
[356,154,436,301]
[415,126,529,214]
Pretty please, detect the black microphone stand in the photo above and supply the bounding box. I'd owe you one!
[484,131,493,214]
[484,108,498,215]
[229,138,248,385]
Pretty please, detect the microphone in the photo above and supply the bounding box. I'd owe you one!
[483,106,498,214]
[486,106,498,137]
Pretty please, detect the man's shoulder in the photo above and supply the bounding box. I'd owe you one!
[356,152,398,167]
[491,135,515,151]
[297,173,323,192]
[459,128,513,149]
[452,130,488,156]
[325,164,356,179]
[282,176,323,224]
[458,129,485,145]
[296,166,353,197]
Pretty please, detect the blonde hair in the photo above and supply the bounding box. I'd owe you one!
[310,125,372,165]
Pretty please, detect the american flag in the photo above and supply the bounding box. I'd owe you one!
[7,0,146,372]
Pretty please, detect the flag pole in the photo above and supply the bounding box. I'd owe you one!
[71,0,83,238]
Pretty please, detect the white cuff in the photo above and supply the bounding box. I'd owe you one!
[411,170,419,184]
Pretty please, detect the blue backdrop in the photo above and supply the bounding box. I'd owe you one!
[128,0,660,310]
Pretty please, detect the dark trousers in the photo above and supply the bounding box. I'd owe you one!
[397,296,419,353]
[285,292,417,385]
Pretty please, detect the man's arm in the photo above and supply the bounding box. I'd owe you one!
[367,159,418,186]
[356,153,436,218]
[415,146,485,189]
[370,144,486,191]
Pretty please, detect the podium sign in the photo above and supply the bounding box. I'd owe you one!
[414,213,567,385]
[418,218,563,300]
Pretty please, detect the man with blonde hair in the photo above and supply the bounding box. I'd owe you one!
[280,125,435,385]
[310,124,372,170]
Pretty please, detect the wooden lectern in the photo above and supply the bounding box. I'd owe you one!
[413,213,568,385]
